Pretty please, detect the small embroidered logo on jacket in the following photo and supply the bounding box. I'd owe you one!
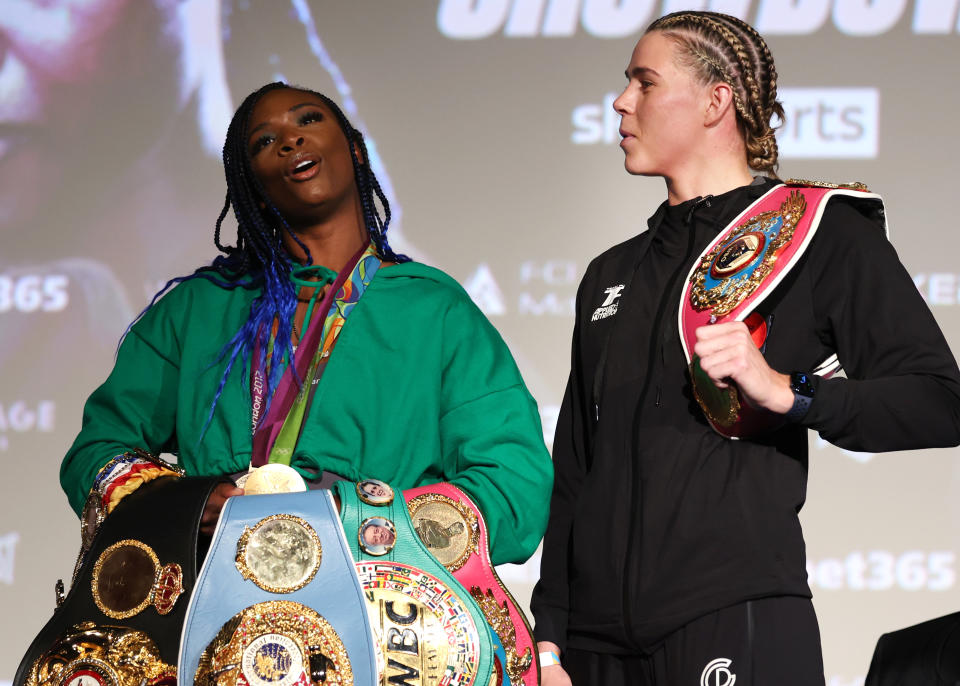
[591,285,624,321]
[700,657,736,686]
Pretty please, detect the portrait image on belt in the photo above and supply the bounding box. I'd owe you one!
[416,518,465,550]
[530,9,960,686]
[356,478,394,506]
[359,517,397,557]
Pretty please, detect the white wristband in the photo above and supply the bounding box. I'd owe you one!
[539,650,562,667]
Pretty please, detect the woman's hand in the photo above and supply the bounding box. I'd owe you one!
[538,641,573,686]
[693,321,793,413]
[200,481,244,535]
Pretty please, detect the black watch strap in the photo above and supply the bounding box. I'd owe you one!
[785,371,815,422]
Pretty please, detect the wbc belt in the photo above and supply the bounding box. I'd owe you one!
[335,480,495,686]
[178,490,377,686]
[679,180,886,438]
[404,483,537,686]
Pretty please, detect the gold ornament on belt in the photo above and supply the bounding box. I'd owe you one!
[235,514,322,593]
[25,622,176,686]
[689,191,807,318]
[785,178,870,192]
[407,493,480,572]
[357,561,484,686]
[689,356,742,428]
[194,600,352,686]
[470,587,534,684]
[91,540,183,619]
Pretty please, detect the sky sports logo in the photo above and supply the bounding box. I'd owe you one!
[571,87,879,159]
[438,0,960,38]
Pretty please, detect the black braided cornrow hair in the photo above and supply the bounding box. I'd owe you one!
[647,11,784,175]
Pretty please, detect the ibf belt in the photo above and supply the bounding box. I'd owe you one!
[178,490,377,686]
[679,180,886,438]
[335,480,495,686]
[405,483,537,686]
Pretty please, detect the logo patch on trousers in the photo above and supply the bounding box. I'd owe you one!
[591,284,624,321]
[700,657,736,686]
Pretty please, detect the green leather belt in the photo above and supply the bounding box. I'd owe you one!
[335,479,495,686]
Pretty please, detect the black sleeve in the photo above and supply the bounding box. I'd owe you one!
[530,278,592,652]
[803,201,960,452]
[863,632,890,686]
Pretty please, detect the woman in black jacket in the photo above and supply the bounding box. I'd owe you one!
[531,10,960,686]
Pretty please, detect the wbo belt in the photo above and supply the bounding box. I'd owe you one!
[179,490,377,686]
[405,483,537,686]
[679,180,887,438]
[335,479,495,686]
[17,476,223,686]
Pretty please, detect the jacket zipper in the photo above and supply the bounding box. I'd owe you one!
[622,197,708,647]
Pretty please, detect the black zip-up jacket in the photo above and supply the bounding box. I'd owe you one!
[531,178,960,654]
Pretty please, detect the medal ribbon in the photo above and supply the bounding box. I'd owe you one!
[250,243,381,467]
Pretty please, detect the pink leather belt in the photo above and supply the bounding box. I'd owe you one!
[404,483,538,686]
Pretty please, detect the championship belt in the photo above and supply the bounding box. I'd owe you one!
[404,484,537,686]
[680,180,886,438]
[335,480,495,686]
[22,622,176,686]
[179,490,377,686]
[16,476,223,686]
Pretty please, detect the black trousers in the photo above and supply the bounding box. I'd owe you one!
[563,596,825,686]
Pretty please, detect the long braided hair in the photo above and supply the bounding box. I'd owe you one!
[647,11,784,175]
[141,82,407,434]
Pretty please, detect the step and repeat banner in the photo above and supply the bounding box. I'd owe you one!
[2,1,959,683]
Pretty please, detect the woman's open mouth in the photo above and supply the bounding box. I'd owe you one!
[288,155,321,181]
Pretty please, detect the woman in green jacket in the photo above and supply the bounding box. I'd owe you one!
[61,83,552,565]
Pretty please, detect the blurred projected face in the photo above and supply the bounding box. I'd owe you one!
[0,0,181,229]
[612,31,708,178]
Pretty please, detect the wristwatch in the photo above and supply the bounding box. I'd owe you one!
[785,371,815,422]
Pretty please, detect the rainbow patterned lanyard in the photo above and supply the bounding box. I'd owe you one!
[250,243,381,466]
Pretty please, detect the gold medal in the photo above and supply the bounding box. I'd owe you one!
[240,464,307,495]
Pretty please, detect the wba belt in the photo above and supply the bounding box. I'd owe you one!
[405,483,537,686]
[335,479,495,686]
[680,180,887,438]
[17,476,223,686]
[178,490,377,686]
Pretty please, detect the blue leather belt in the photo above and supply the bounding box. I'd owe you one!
[178,490,377,686]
